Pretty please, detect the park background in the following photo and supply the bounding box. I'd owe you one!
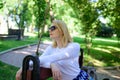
[0,0,120,80]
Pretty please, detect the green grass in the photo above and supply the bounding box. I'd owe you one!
[0,36,120,80]
[73,36,120,67]
[0,35,39,80]
[0,37,38,53]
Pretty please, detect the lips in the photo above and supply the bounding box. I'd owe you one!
[50,34,52,36]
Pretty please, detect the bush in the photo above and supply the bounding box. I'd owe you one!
[96,24,114,38]
[42,31,49,37]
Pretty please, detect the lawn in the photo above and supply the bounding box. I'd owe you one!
[0,37,38,53]
[0,36,120,80]
[73,36,120,67]
[0,61,19,80]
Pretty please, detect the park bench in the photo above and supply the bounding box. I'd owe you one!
[0,34,17,40]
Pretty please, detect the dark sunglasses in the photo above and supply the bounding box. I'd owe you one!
[48,26,57,31]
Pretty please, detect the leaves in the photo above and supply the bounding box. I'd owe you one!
[0,0,4,9]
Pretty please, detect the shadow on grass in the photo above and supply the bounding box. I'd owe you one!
[73,36,120,67]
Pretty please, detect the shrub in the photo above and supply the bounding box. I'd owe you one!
[42,31,49,37]
[96,24,114,38]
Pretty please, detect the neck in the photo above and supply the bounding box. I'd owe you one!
[56,38,63,48]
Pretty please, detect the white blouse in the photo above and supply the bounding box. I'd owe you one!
[39,42,81,80]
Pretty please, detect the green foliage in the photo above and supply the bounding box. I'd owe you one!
[49,0,82,35]
[0,0,3,9]
[114,0,120,38]
[1,0,120,39]
[96,23,114,38]
[32,0,49,55]
[64,0,100,54]
[6,0,31,29]
[33,0,48,30]
[42,31,49,37]
[97,0,120,39]
[63,0,120,53]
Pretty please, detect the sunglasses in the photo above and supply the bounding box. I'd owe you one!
[48,26,57,31]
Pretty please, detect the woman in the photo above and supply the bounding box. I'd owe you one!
[16,20,86,80]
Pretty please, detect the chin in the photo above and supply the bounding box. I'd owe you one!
[50,36,54,39]
[50,37,56,40]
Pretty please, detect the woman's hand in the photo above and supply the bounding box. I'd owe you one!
[50,63,62,80]
[16,68,22,80]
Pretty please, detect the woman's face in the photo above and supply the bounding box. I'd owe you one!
[49,24,63,40]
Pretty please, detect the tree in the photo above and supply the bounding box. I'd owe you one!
[33,0,50,55]
[33,0,47,36]
[5,0,32,40]
[113,0,120,44]
[64,0,120,53]
[64,0,99,54]
[97,0,120,44]
[96,23,114,37]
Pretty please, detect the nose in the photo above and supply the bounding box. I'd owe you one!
[48,30,52,35]
[48,29,52,32]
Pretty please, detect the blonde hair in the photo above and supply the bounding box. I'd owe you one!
[52,20,72,48]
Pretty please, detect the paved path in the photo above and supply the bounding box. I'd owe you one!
[0,44,120,80]
[0,43,49,67]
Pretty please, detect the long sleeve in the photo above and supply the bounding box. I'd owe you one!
[29,45,52,67]
[40,45,52,56]
[39,43,80,68]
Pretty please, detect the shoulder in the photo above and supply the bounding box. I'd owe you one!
[42,45,53,54]
[69,42,80,47]
[67,42,80,49]
[46,45,53,50]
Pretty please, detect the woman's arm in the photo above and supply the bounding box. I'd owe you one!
[50,63,62,80]
[40,45,52,57]
[16,68,22,80]
[39,43,80,67]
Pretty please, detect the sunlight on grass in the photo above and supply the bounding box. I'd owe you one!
[24,32,37,37]
[84,54,106,67]
[74,36,120,66]
[94,38,118,43]
[93,60,106,67]
[106,46,120,51]
[94,47,111,53]
[112,62,120,66]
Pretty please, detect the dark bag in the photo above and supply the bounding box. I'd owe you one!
[22,55,52,80]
